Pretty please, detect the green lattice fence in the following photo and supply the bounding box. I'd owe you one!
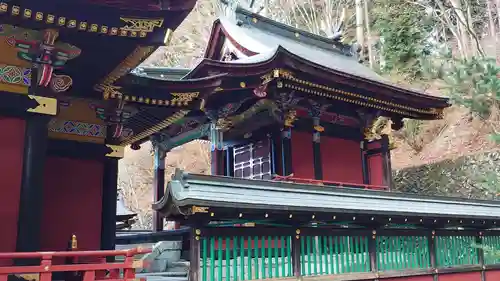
[300,235,370,276]
[483,236,500,265]
[200,235,294,281]
[198,229,500,281]
[376,236,430,271]
[435,235,479,267]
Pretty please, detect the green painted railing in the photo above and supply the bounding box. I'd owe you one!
[376,236,430,271]
[435,235,479,267]
[483,236,500,265]
[200,235,294,281]
[300,235,370,276]
[198,230,500,281]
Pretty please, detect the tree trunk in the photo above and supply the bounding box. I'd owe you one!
[363,0,374,68]
[449,0,470,57]
[486,0,496,38]
[355,0,364,55]
[496,0,500,32]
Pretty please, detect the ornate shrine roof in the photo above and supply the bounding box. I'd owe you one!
[153,169,500,229]
[0,0,197,99]
[115,5,450,147]
[186,7,449,115]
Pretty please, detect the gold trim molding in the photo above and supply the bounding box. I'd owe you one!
[0,2,162,38]
[119,110,189,146]
[95,46,156,90]
[271,68,442,117]
[102,85,199,106]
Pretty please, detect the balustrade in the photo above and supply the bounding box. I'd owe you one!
[0,247,150,281]
[190,227,500,281]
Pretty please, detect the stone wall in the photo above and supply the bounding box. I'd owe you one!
[392,150,500,200]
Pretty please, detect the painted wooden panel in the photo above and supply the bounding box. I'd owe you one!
[41,157,104,253]
[291,130,314,179]
[0,117,25,265]
[367,153,384,185]
[320,136,363,184]
[485,270,500,280]
[384,276,433,281]
[439,272,481,281]
[48,99,107,144]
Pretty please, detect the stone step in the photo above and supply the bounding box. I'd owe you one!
[166,260,189,274]
[170,260,190,268]
[138,272,187,277]
[144,277,188,281]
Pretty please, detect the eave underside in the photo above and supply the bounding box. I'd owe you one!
[0,0,196,100]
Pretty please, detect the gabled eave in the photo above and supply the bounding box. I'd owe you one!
[153,169,500,229]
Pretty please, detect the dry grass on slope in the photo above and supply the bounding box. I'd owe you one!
[391,106,500,169]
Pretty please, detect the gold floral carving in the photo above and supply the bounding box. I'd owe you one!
[364,117,397,149]
[216,118,233,131]
[284,109,297,127]
[50,74,73,93]
[119,17,164,33]
[170,92,199,106]
[101,84,122,100]
[261,72,274,84]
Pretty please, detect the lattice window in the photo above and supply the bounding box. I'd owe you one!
[233,139,272,180]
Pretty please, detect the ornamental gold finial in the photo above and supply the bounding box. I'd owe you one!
[71,234,77,250]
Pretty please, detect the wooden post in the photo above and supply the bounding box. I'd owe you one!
[281,128,293,176]
[360,141,369,184]
[477,232,486,281]
[292,228,301,278]
[270,134,278,176]
[428,230,438,281]
[209,122,225,176]
[16,115,50,256]
[312,117,323,181]
[380,135,393,190]
[100,157,118,261]
[152,138,167,232]
[369,230,378,274]
[189,228,201,281]
[225,146,234,177]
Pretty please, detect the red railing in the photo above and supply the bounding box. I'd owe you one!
[273,175,389,191]
[0,247,151,281]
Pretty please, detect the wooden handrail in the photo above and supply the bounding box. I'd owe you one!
[0,247,151,281]
[273,175,389,191]
[0,248,150,259]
